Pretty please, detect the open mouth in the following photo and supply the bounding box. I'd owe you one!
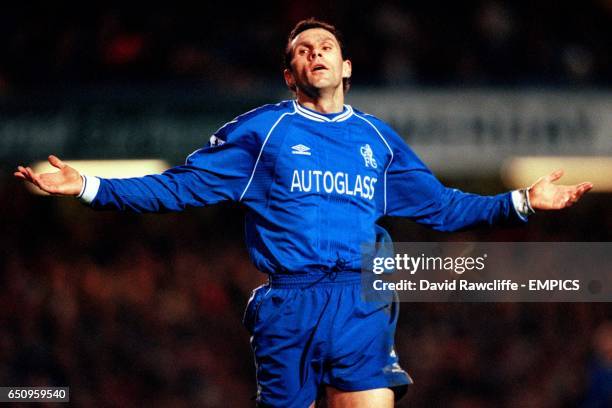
[311,64,328,72]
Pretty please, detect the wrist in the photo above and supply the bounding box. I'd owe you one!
[511,189,535,219]
[77,175,101,203]
[521,187,536,215]
[76,175,86,198]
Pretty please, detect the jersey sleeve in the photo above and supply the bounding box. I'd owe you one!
[380,123,526,231]
[86,114,261,213]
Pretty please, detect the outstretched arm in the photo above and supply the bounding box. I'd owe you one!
[14,108,273,213]
[13,106,280,212]
[385,167,592,232]
[14,155,83,196]
[379,120,593,231]
[384,165,593,231]
[15,148,255,213]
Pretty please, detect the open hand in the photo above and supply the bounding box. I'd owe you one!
[528,169,592,210]
[14,155,83,196]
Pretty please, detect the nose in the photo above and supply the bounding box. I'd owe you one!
[308,49,323,61]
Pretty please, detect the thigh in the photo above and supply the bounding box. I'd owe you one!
[326,386,394,408]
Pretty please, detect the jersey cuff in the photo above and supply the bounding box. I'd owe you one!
[511,189,534,221]
[77,175,101,204]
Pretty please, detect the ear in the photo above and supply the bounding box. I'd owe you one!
[284,69,296,90]
[342,59,352,79]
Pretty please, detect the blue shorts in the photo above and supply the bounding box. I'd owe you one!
[243,272,412,407]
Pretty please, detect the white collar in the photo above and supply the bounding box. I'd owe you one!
[293,100,354,123]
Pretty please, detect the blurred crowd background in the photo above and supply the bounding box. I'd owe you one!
[1,1,612,407]
[0,0,611,93]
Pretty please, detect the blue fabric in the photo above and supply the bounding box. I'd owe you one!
[89,100,526,276]
[87,99,527,403]
[243,277,411,407]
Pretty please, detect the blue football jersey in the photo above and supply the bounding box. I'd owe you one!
[83,100,526,275]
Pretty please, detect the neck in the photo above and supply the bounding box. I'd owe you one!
[296,86,345,114]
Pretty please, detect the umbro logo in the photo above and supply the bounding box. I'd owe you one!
[291,144,311,156]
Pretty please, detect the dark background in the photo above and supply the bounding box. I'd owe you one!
[0,1,610,91]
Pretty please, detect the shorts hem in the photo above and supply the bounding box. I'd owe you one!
[326,374,413,400]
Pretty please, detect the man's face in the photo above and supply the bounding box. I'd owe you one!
[284,28,352,96]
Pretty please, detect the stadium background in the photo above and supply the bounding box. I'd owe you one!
[1,2,611,406]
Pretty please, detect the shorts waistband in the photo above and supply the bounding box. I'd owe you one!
[269,271,362,288]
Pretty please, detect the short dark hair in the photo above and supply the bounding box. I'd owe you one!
[284,18,350,93]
